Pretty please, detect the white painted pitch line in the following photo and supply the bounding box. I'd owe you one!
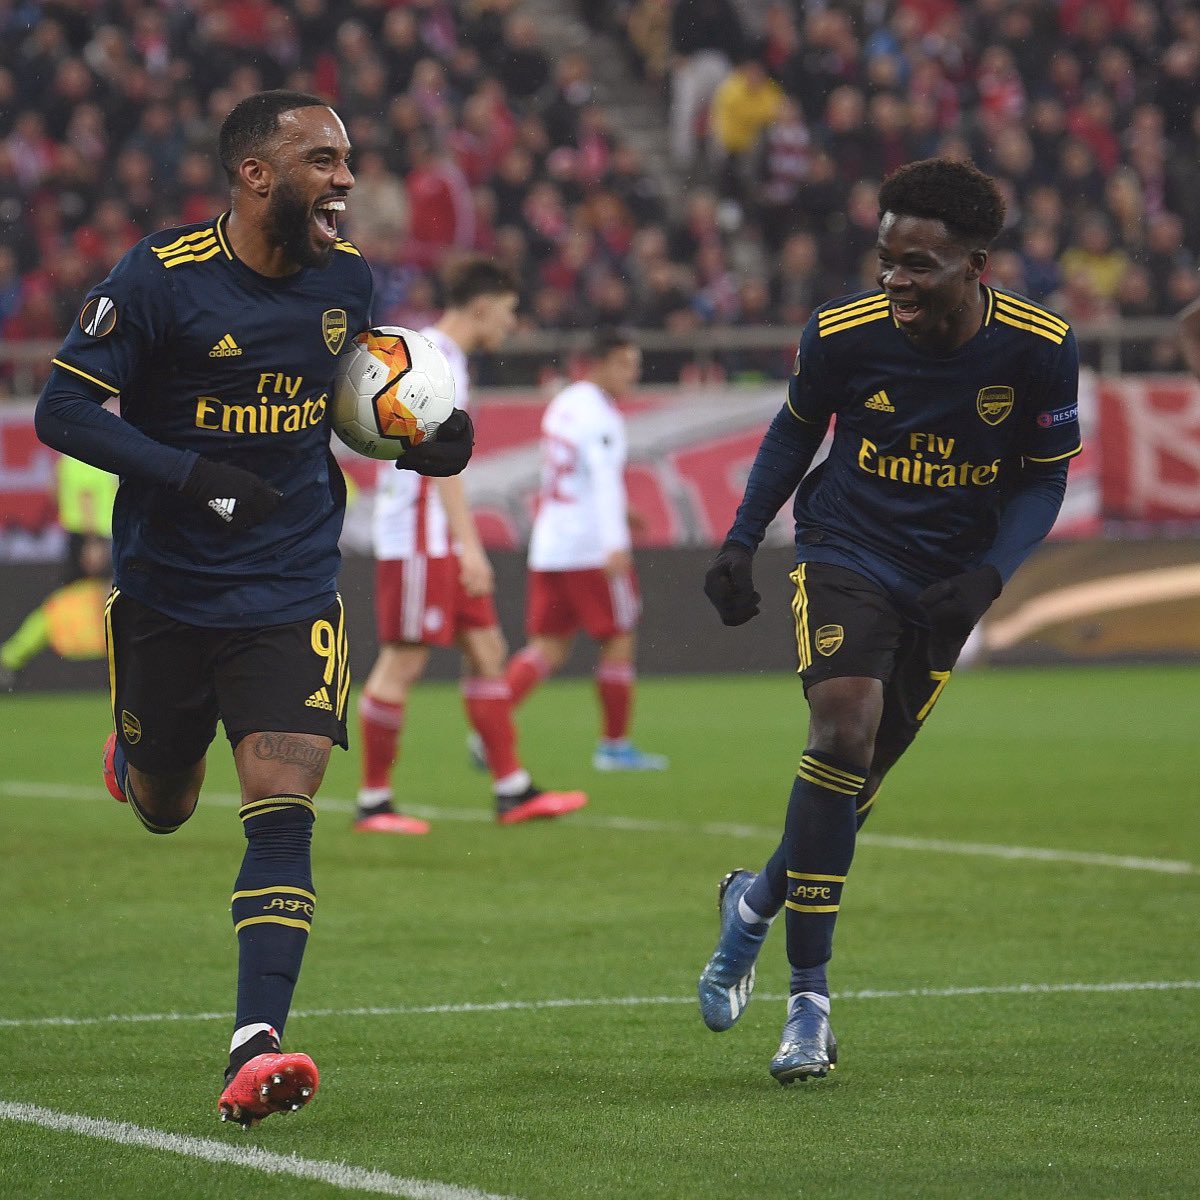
[2,780,1195,875]
[2,980,1197,1031]
[0,1101,519,1200]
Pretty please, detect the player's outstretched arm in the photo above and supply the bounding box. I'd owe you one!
[395,408,474,477]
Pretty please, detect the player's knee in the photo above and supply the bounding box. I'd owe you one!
[127,769,202,834]
[806,709,877,766]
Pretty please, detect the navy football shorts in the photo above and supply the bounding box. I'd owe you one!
[788,562,972,767]
[104,591,349,773]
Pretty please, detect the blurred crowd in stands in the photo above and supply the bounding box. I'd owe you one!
[3,0,1200,389]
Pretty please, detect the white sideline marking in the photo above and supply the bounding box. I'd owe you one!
[2,780,1195,875]
[1,980,1197,1030]
[0,1101,519,1200]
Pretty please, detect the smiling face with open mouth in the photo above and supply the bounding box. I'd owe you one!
[264,106,354,270]
[876,212,988,353]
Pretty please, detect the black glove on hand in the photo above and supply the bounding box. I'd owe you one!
[703,540,761,626]
[917,565,1002,638]
[396,408,474,477]
[178,457,282,533]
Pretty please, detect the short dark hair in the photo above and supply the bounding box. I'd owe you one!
[218,90,330,182]
[876,158,1006,248]
[443,257,520,307]
[591,325,637,359]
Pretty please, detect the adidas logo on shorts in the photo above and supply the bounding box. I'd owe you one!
[305,686,333,711]
[208,497,236,521]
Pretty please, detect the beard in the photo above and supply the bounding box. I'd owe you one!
[265,177,332,270]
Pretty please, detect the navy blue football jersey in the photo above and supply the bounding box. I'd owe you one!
[47,213,372,626]
[785,286,1081,597]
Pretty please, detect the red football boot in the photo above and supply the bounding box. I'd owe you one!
[102,732,127,803]
[218,1051,319,1128]
[496,787,588,826]
[352,803,430,834]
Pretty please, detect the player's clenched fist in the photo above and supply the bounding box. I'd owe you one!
[704,541,761,626]
[396,407,474,477]
[917,564,1002,638]
[179,458,283,533]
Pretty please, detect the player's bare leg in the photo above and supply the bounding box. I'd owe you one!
[593,632,668,771]
[460,627,586,824]
[355,642,431,834]
[219,731,329,1126]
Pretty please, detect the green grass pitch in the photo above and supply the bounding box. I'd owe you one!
[1,665,1198,1199]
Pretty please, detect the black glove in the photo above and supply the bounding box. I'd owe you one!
[703,540,761,626]
[178,457,282,533]
[396,408,474,477]
[917,565,1002,639]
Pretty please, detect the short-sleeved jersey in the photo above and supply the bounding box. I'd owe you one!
[788,286,1081,598]
[529,380,630,572]
[48,213,372,626]
[371,325,469,561]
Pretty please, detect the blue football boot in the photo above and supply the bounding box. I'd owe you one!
[697,869,769,1031]
[769,994,838,1084]
[592,739,669,771]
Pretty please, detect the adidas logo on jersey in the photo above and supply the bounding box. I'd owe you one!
[864,389,895,412]
[305,686,333,711]
[209,334,243,357]
[208,497,237,522]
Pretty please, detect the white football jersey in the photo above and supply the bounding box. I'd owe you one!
[529,380,630,571]
[371,325,469,560]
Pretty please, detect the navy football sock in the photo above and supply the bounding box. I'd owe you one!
[745,841,787,919]
[856,782,881,830]
[231,795,316,1041]
[783,751,867,998]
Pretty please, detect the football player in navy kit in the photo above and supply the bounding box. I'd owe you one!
[34,91,473,1126]
[697,158,1081,1083]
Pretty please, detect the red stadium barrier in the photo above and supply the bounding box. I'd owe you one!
[10,372,1200,560]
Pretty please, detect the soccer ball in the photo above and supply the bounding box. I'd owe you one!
[331,326,457,460]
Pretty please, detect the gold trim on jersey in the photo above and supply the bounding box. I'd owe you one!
[51,358,120,394]
[991,292,1069,345]
[786,395,823,424]
[334,238,361,257]
[817,293,890,337]
[1024,444,1083,464]
[151,226,223,269]
[983,286,996,325]
[819,292,889,322]
[214,212,234,259]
